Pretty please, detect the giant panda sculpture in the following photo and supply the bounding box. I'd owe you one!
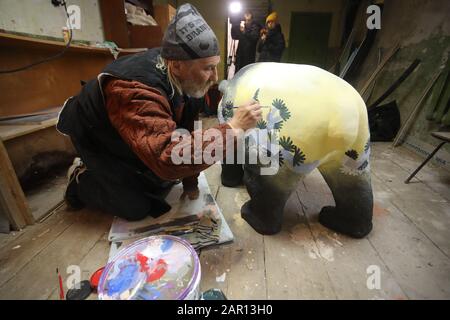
[218,63,373,238]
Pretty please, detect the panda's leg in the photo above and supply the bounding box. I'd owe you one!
[317,161,373,238]
[221,163,244,187]
[240,163,301,235]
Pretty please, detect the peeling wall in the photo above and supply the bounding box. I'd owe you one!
[0,0,104,42]
[352,0,450,160]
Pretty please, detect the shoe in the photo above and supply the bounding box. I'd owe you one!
[64,157,86,210]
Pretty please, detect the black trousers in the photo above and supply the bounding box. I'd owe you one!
[71,137,172,221]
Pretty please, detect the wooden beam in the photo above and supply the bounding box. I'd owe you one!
[0,139,34,230]
[359,43,400,97]
[392,69,443,147]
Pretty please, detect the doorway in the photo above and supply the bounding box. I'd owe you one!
[287,12,332,68]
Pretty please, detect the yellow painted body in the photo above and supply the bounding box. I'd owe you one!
[219,63,370,168]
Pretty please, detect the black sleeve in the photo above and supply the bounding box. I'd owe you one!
[230,23,241,40]
[256,39,264,53]
[265,32,285,54]
[243,23,261,42]
[232,22,261,42]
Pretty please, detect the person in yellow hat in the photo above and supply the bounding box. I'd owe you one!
[257,12,285,62]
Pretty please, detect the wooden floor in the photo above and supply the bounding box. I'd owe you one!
[0,133,449,299]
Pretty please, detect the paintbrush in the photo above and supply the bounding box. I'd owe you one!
[57,268,64,300]
[232,105,271,109]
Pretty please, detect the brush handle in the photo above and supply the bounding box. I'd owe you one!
[232,105,271,109]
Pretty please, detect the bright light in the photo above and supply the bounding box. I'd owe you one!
[229,2,242,14]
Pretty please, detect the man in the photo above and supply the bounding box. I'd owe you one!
[57,4,262,221]
[256,12,285,62]
[231,10,261,73]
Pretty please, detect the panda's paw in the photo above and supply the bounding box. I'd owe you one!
[241,201,282,235]
[319,206,372,239]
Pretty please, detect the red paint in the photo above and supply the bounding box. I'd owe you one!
[136,253,149,272]
[147,259,168,282]
[90,267,105,292]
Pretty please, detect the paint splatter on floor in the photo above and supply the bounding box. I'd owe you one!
[373,203,390,217]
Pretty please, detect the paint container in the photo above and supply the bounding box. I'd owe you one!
[98,235,201,300]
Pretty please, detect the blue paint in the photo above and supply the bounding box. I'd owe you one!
[107,263,139,296]
[138,284,161,300]
[160,239,173,252]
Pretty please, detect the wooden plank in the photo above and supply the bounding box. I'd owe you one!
[377,145,450,202]
[199,186,267,299]
[297,186,406,299]
[0,119,58,141]
[264,191,337,299]
[368,175,450,299]
[47,231,111,300]
[0,229,25,251]
[370,155,446,202]
[98,0,130,48]
[0,139,33,229]
[0,207,78,288]
[26,175,66,221]
[0,45,112,118]
[4,126,75,180]
[0,113,59,126]
[359,43,400,96]
[392,69,443,147]
[390,197,450,257]
[0,107,61,122]
[1,32,115,55]
[0,208,112,299]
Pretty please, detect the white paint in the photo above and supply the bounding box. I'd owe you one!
[289,224,335,262]
[216,272,227,282]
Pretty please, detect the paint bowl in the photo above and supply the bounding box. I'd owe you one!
[98,235,201,300]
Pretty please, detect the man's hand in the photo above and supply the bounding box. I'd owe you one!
[240,21,245,32]
[180,187,200,200]
[228,100,262,131]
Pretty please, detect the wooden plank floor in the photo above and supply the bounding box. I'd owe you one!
[0,134,449,299]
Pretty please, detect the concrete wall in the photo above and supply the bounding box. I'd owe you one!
[0,0,104,42]
[352,0,450,160]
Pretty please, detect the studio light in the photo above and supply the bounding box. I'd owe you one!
[229,2,242,15]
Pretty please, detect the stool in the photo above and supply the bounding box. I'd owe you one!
[404,131,450,183]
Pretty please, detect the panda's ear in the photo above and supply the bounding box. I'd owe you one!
[218,80,228,93]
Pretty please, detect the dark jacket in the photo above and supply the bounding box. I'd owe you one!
[231,20,261,72]
[257,24,285,62]
[57,48,230,216]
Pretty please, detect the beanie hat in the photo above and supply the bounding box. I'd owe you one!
[266,12,278,23]
[161,3,220,60]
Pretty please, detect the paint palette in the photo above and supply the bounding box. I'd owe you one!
[98,235,201,300]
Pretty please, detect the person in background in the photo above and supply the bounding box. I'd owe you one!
[256,12,286,63]
[231,10,261,73]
